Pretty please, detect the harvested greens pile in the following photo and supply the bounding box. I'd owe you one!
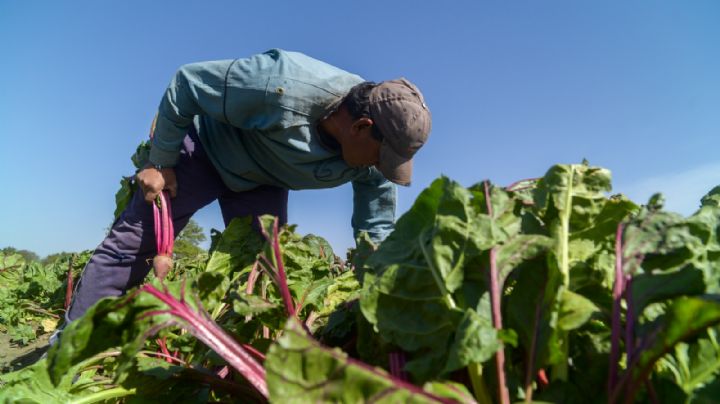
[2,161,720,403]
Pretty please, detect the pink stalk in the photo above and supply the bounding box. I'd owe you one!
[144,351,187,366]
[217,365,230,379]
[153,201,162,252]
[151,191,175,256]
[244,262,261,323]
[152,191,175,279]
[164,191,174,253]
[64,255,75,310]
[261,282,271,339]
[156,337,173,364]
[608,222,625,399]
[245,262,260,294]
[160,192,171,254]
[484,181,510,404]
[242,343,266,362]
[624,275,636,364]
[389,351,409,381]
[271,219,296,317]
[259,217,296,318]
[140,284,268,398]
[504,177,541,192]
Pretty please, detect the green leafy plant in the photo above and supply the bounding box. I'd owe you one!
[3,161,720,404]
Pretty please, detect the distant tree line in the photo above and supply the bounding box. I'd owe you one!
[2,219,207,264]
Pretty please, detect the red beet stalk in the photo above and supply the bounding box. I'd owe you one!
[153,191,175,279]
[140,284,268,398]
[259,217,297,318]
[484,181,510,404]
[389,351,409,381]
[64,255,75,310]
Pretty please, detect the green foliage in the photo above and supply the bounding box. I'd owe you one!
[1,247,40,263]
[3,161,720,404]
[266,318,461,403]
[174,219,207,260]
[0,252,89,346]
[112,140,151,221]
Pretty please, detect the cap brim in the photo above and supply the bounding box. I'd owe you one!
[378,142,413,186]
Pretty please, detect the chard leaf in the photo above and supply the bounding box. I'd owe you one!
[0,359,112,403]
[496,234,553,285]
[444,308,500,373]
[316,270,360,318]
[46,285,174,385]
[428,180,474,294]
[557,289,599,331]
[700,186,720,208]
[630,296,720,391]
[623,207,707,275]
[534,163,617,285]
[422,381,476,403]
[535,163,613,233]
[631,267,705,317]
[0,252,25,275]
[505,256,562,369]
[659,328,720,395]
[265,319,452,403]
[360,269,458,351]
[360,178,467,381]
[113,176,135,221]
[230,291,279,316]
[200,217,262,310]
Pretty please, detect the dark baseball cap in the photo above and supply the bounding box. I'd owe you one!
[369,78,431,186]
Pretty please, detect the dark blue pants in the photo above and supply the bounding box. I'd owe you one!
[67,129,288,321]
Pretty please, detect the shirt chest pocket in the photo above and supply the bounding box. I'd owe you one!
[265,77,337,127]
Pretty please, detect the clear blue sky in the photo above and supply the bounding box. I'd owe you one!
[1,1,718,258]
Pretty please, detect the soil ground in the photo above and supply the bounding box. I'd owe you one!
[0,332,51,374]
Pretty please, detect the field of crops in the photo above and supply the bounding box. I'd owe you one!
[2,161,720,403]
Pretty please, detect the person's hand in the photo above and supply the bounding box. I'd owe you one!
[137,164,177,204]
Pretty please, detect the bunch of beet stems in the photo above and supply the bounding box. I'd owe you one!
[153,191,174,279]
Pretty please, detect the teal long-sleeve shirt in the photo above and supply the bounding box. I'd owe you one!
[148,49,396,243]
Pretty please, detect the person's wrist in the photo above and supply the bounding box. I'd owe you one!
[145,162,164,171]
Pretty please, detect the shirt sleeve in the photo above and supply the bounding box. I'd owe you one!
[149,51,281,167]
[351,167,397,244]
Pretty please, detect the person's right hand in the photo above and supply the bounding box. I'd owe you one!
[137,164,178,204]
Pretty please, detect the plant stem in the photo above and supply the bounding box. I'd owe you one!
[608,222,625,399]
[489,247,510,404]
[624,275,636,364]
[70,387,137,404]
[267,218,296,317]
[484,181,510,404]
[468,362,494,404]
[418,233,457,309]
[64,254,75,310]
[524,288,545,403]
[552,165,575,381]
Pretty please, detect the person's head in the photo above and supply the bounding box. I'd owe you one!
[327,79,431,186]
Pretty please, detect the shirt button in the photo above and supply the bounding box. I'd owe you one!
[276,87,284,95]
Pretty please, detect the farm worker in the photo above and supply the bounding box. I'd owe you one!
[64,49,431,324]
